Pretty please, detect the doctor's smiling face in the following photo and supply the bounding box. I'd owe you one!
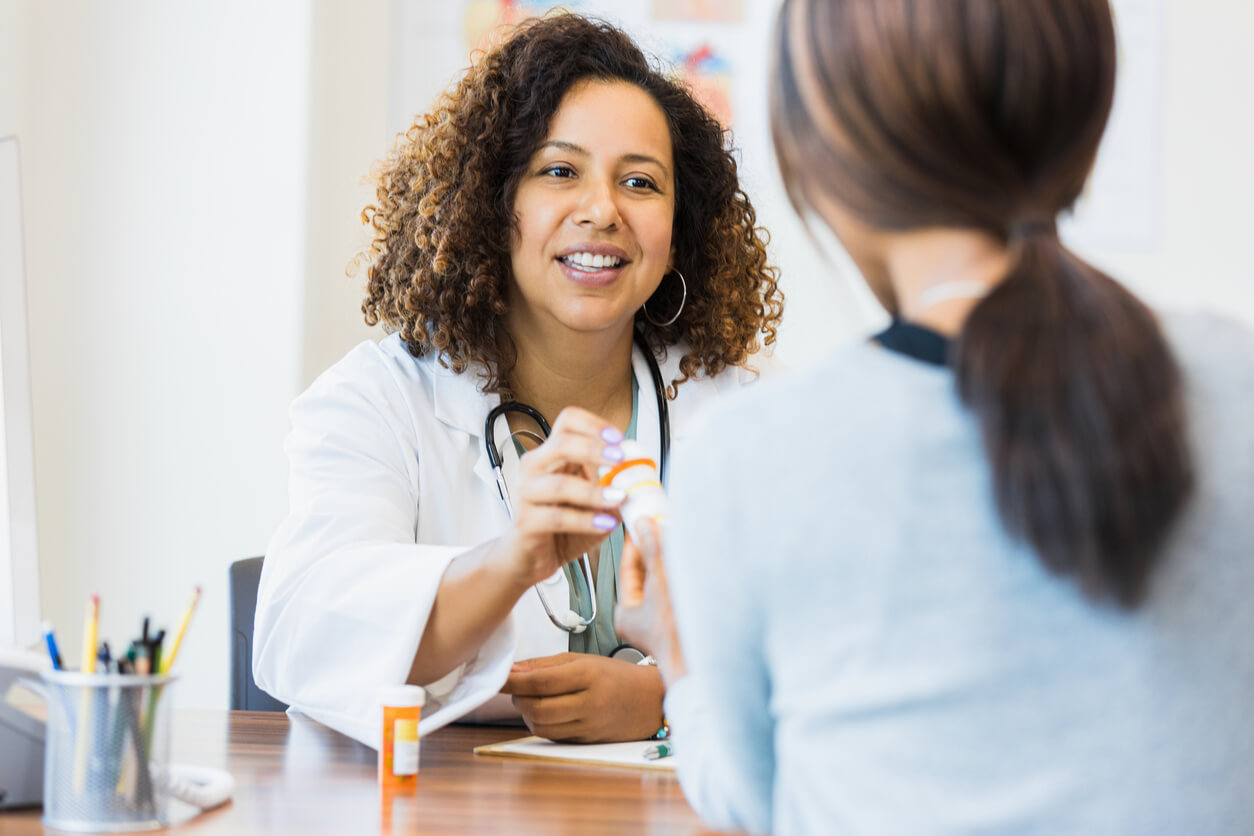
[506,79,676,340]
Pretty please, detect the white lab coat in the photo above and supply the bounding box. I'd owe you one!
[253,331,766,747]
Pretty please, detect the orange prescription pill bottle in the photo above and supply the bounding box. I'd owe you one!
[378,685,426,788]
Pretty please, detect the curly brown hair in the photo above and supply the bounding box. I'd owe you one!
[358,12,783,396]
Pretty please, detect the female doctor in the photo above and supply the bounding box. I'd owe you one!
[252,13,783,747]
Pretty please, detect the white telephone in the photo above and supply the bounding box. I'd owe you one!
[0,647,233,815]
[0,647,46,809]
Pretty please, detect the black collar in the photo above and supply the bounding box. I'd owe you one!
[872,319,951,367]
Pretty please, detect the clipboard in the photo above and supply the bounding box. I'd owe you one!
[473,735,677,772]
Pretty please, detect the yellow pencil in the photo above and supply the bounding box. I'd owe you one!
[73,594,100,792]
[81,594,99,673]
[160,586,201,674]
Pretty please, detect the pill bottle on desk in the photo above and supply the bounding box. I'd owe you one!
[378,685,425,788]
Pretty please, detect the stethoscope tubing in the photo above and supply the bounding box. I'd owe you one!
[485,330,670,634]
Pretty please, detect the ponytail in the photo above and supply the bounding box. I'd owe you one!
[769,0,1188,604]
[952,232,1193,607]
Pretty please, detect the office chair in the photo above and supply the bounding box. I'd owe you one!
[229,556,288,712]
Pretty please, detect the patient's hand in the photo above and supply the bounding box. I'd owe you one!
[615,518,687,687]
[501,652,665,742]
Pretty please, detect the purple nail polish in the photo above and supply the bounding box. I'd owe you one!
[601,427,625,444]
[593,514,618,531]
[603,445,624,462]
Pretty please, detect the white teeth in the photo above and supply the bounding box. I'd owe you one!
[563,252,623,270]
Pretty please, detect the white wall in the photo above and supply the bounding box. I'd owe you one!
[0,1,37,652]
[12,0,311,707]
[738,0,1254,356]
[0,1,28,133]
[301,0,390,386]
[1071,1,1254,321]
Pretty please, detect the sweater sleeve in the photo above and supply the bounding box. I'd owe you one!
[663,410,776,834]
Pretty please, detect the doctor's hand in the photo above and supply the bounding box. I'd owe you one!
[493,407,628,589]
[501,653,665,743]
[615,518,687,687]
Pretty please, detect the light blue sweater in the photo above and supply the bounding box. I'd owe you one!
[663,311,1254,835]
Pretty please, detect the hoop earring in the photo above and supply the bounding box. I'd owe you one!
[642,270,687,328]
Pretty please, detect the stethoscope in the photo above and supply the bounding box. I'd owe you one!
[485,329,670,636]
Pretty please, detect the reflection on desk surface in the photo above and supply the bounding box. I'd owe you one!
[0,710,707,836]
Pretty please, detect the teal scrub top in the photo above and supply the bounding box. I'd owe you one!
[566,375,638,656]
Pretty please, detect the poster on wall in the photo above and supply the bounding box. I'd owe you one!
[652,0,743,22]
[388,0,750,138]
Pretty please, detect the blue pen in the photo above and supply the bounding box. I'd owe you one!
[43,622,77,735]
[42,620,64,670]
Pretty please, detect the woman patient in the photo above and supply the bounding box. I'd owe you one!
[618,0,1254,833]
[253,13,782,747]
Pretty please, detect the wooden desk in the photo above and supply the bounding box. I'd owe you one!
[0,711,705,835]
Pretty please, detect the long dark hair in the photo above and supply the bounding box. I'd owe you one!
[770,0,1192,607]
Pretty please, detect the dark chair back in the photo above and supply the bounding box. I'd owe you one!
[229,557,288,712]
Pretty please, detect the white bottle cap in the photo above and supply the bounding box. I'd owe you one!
[617,439,654,464]
[377,684,426,708]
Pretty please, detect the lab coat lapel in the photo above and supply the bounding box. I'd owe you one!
[631,341,663,469]
[429,363,503,491]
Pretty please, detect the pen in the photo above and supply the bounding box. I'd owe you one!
[42,621,63,670]
[150,629,165,674]
[644,741,673,760]
[43,621,77,733]
[160,586,200,674]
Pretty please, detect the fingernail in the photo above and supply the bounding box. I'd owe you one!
[601,427,624,444]
[602,445,624,462]
[602,487,626,504]
[593,514,618,531]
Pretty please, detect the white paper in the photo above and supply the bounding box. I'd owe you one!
[479,734,678,771]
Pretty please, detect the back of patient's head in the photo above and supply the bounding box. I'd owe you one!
[770,0,1193,608]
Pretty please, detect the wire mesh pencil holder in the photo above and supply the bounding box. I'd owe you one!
[40,670,177,833]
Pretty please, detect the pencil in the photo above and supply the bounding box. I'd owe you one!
[159,586,200,674]
[81,595,99,674]
[73,594,100,792]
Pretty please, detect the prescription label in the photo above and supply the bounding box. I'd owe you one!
[392,719,420,776]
